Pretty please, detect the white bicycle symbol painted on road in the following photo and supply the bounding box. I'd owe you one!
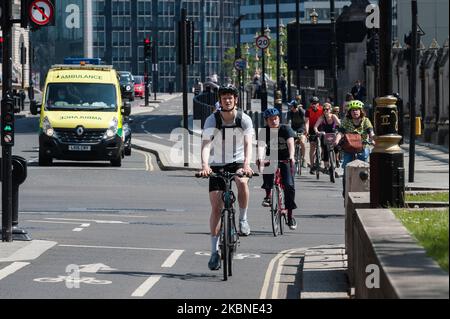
[34,275,112,285]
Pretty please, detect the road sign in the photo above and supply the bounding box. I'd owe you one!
[234,58,247,71]
[29,0,54,26]
[256,35,270,50]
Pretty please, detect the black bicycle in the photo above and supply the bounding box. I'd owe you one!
[309,134,322,180]
[196,169,256,281]
[294,132,305,177]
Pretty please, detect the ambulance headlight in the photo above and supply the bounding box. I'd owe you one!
[104,117,118,139]
[42,116,55,137]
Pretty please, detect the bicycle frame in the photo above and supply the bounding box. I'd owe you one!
[270,161,291,236]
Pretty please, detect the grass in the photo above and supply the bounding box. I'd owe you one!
[405,192,449,202]
[394,209,449,272]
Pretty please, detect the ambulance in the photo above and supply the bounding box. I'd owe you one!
[30,58,131,167]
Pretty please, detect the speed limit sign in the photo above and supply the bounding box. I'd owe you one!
[256,35,270,50]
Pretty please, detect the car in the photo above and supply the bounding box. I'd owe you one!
[123,116,132,156]
[133,75,145,99]
[118,71,135,101]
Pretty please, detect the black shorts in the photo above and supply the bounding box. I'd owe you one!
[209,163,244,192]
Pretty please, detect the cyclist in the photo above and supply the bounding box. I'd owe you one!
[335,100,375,195]
[313,103,341,175]
[257,108,298,230]
[286,98,307,168]
[305,96,324,174]
[198,84,254,271]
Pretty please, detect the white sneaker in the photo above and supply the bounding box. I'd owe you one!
[239,219,251,236]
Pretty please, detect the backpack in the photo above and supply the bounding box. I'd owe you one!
[214,110,243,130]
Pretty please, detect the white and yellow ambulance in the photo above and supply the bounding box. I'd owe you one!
[31,58,131,167]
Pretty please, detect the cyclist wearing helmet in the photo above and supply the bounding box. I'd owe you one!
[335,100,375,195]
[198,84,255,271]
[287,98,307,169]
[305,96,324,174]
[257,108,298,230]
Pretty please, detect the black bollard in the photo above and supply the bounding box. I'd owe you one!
[370,96,405,208]
[11,156,31,241]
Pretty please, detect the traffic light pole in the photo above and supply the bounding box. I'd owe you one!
[408,1,418,183]
[1,0,14,242]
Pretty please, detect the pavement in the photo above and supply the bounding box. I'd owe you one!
[2,93,448,299]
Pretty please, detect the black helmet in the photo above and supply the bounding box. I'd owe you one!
[310,96,319,103]
[218,84,239,97]
[287,99,298,108]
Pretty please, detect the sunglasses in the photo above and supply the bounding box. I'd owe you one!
[324,108,331,112]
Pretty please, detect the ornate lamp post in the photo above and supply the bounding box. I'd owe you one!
[310,9,319,24]
[264,25,272,79]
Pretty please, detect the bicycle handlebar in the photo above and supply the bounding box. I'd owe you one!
[195,171,259,179]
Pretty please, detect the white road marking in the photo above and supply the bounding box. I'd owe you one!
[0,240,57,262]
[72,228,84,232]
[161,250,184,268]
[131,275,162,297]
[151,134,164,140]
[0,262,30,281]
[45,218,128,224]
[59,244,175,252]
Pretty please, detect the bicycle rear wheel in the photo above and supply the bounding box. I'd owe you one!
[221,213,229,281]
[329,149,336,183]
[271,187,280,236]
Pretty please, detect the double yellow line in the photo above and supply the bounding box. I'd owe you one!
[134,149,154,171]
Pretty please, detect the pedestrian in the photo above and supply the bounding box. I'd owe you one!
[193,79,203,96]
[350,80,366,102]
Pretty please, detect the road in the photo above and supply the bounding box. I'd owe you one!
[0,95,347,299]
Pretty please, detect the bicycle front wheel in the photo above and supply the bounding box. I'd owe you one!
[271,187,280,236]
[329,149,336,183]
[295,145,301,176]
[221,213,229,281]
[315,143,321,180]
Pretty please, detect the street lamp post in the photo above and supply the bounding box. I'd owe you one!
[330,0,338,106]
[260,0,268,112]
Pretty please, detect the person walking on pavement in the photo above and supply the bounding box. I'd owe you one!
[257,108,298,230]
[198,84,255,271]
[350,80,366,102]
[305,96,324,174]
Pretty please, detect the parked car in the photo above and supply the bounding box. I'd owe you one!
[133,76,145,99]
[118,71,135,101]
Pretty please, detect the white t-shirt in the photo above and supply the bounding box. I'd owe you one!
[202,111,254,165]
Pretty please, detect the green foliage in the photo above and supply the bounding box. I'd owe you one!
[394,209,449,272]
[406,192,449,202]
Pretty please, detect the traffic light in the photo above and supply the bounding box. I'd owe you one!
[1,98,15,146]
[0,37,3,61]
[144,37,152,60]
